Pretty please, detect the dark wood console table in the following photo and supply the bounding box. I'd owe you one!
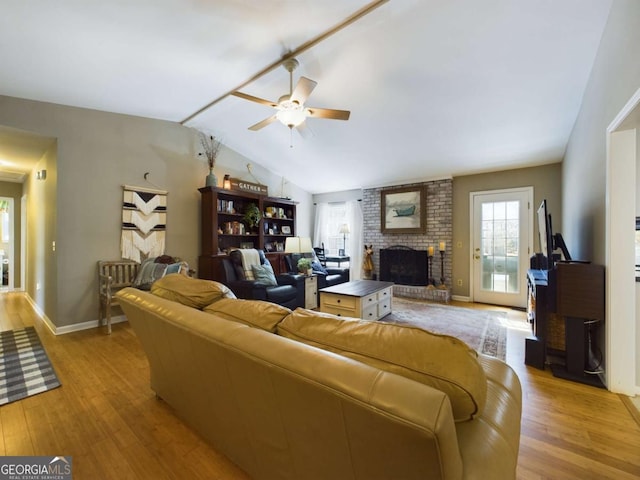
[526,262,605,388]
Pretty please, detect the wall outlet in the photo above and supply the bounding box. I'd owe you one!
[456,279,463,286]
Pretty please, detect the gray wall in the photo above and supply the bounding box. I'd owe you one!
[563,0,640,264]
[0,95,311,330]
[452,163,562,298]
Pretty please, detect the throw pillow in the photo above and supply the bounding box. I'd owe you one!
[132,258,168,290]
[166,261,188,275]
[277,308,487,422]
[151,273,236,309]
[203,298,291,332]
[311,260,328,275]
[251,264,277,286]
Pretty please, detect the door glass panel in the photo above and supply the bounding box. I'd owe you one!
[480,200,520,294]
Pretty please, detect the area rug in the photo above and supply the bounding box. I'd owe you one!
[0,326,61,405]
[383,297,507,360]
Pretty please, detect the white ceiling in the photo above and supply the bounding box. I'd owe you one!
[0,0,613,193]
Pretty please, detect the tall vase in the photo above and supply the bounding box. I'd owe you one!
[205,168,217,187]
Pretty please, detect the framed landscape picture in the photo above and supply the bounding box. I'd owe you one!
[381,186,426,234]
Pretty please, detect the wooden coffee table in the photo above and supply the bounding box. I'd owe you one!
[319,280,394,321]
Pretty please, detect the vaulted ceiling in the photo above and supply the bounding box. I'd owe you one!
[0,0,613,192]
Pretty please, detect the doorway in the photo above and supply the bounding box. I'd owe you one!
[470,187,533,307]
[606,86,640,395]
[0,197,14,291]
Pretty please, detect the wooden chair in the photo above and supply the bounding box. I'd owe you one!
[314,243,327,267]
[98,260,139,334]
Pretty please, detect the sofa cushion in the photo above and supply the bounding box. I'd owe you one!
[151,273,236,309]
[203,298,291,332]
[277,308,487,422]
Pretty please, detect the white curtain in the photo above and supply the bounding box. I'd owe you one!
[313,202,331,251]
[346,200,363,280]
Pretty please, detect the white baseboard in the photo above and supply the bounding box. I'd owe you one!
[23,292,127,335]
[55,315,128,335]
[451,295,471,302]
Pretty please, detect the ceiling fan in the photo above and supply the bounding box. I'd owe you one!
[231,58,350,137]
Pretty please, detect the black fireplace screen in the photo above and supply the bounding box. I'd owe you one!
[379,246,428,286]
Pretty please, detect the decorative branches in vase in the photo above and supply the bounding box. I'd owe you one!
[199,132,222,187]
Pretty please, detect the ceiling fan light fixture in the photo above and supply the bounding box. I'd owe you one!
[276,101,306,127]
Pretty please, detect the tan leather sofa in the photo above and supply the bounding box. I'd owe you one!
[116,277,521,480]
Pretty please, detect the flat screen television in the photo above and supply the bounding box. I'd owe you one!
[537,200,554,266]
[537,199,571,268]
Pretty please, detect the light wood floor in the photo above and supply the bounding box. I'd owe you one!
[1,293,639,479]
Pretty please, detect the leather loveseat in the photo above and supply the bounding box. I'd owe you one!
[117,274,522,480]
[284,253,350,289]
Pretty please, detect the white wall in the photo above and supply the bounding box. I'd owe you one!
[0,95,312,330]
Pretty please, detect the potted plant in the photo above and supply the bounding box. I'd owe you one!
[243,203,262,232]
[297,257,312,275]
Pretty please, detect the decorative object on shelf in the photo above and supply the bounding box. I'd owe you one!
[198,132,221,187]
[243,203,262,231]
[363,244,374,280]
[381,186,426,234]
[227,177,268,196]
[223,174,231,190]
[297,257,312,275]
[281,225,291,235]
[339,223,350,256]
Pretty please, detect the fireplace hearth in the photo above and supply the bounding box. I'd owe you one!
[380,246,428,286]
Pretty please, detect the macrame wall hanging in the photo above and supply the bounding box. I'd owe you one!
[121,185,167,262]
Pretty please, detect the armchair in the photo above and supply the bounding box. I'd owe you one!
[221,249,304,309]
[284,252,349,290]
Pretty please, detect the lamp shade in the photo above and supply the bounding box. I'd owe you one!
[339,223,350,234]
[284,236,313,253]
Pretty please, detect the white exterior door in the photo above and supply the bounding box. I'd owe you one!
[471,188,533,308]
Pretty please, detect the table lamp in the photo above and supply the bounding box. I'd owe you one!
[284,237,313,254]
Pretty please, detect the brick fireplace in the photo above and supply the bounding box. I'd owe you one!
[363,179,452,300]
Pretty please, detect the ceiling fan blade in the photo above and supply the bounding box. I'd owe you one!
[295,121,314,139]
[290,77,317,104]
[231,91,278,108]
[248,115,278,131]
[306,107,351,121]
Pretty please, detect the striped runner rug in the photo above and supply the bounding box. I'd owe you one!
[0,326,61,405]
